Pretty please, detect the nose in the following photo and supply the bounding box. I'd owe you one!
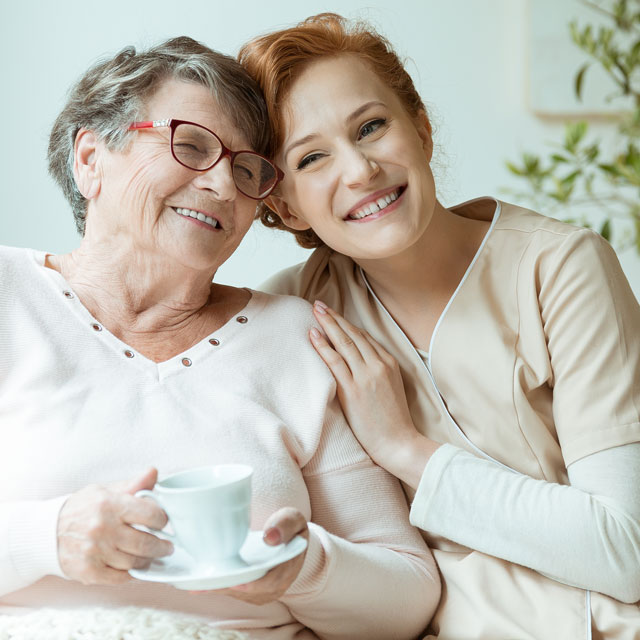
[191,156,237,201]
[340,146,379,188]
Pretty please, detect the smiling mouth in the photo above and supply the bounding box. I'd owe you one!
[173,207,221,230]
[347,186,405,220]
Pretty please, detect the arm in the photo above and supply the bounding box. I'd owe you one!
[0,496,68,596]
[410,441,640,603]
[308,228,640,601]
[0,469,172,597]
[280,401,440,640]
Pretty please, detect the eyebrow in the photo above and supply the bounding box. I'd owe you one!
[283,101,387,161]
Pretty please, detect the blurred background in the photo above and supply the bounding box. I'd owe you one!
[2,0,638,298]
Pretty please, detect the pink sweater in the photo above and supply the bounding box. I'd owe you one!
[0,246,439,640]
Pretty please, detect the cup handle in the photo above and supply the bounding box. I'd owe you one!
[134,489,177,543]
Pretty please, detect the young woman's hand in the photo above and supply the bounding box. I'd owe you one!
[310,300,439,486]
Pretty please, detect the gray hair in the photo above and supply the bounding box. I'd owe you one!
[48,36,271,235]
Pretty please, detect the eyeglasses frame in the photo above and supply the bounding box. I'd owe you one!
[128,118,283,200]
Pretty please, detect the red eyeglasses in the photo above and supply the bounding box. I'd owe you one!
[128,119,283,200]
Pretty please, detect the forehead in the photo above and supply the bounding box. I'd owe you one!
[145,78,251,149]
[282,55,405,135]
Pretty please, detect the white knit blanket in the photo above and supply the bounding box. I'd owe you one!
[0,607,249,640]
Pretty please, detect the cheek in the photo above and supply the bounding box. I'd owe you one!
[236,200,258,232]
[284,174,328,221]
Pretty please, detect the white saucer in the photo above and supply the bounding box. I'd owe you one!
[129,531,307,590]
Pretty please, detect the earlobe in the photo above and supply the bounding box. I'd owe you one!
[264,194,311,231]
[73,129,101,200]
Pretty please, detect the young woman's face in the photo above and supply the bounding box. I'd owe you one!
[272,55,437,261]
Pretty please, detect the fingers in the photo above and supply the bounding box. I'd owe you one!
[112,467,158,495]
[57,474,173,586]
[262,507,308,546]
[115,522,173,559]
[221,508,308,604]
[312,301,378,366]
[226,552,306,604]
[309,326,354,386]
[121,493,168,531]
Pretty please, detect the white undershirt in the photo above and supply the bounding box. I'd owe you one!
[410,440,640,603]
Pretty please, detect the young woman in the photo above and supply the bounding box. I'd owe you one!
[240,14,640,639]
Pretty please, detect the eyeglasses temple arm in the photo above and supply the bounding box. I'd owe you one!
[128,119,171,131]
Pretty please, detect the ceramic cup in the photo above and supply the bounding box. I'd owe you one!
[136,464,253,568]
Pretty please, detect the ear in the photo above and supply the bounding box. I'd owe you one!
[414,110,433,163]
[73,128,102,200]
[264,193,311,231]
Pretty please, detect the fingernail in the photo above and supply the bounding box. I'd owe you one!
[310,328,321,340]
[263,526,282,545]
[313,300,327,314]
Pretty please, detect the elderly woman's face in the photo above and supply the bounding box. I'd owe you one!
[91,79,257,272]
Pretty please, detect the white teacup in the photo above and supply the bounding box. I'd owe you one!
[137,464,253,568]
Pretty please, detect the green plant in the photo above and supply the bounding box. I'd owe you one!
[505,0,640,253]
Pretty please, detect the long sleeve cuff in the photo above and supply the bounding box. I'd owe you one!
[282,523,328,597]
[8,495,68,584]
[410,442,460,529]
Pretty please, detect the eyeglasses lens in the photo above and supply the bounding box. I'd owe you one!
[172,123,221,171]
[234,152,277,199]
[172,123,277,199]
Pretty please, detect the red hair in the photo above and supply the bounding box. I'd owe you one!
[239,13,428,248]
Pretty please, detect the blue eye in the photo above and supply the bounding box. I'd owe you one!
[358,118,387,139]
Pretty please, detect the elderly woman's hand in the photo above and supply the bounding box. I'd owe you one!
[57,468,174,585]
[195,507,309,605]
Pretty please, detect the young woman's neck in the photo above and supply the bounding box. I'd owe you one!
[355,200,489,348]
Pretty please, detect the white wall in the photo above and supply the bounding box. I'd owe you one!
[2,0,639,297]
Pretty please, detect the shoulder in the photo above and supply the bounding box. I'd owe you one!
[0,245,41,283]
[259,246,355,304]
[495,200,585,240]
[248,289,319,343]
[491,201,623,276]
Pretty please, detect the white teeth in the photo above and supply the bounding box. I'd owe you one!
[175,207,219,229]
[349,189,401,220]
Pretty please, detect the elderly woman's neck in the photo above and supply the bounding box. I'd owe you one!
[47,242,219,334]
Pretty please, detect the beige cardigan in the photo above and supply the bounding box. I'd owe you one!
[262,198,640,639]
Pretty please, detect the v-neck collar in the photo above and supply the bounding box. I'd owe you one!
[32,249,265,381]
[359,197,502,370]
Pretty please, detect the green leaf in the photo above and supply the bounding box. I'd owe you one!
[551,153,569,163]
[575,63,590,101]
[522,153,541,174]
[561,169,582,185]
[506,161,525,176]
[598,163,622,177]
[584,144,600,162]
[600,218,612,241]
[565,122,588,153]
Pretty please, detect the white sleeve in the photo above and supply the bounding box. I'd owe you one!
[0,496,68,597]
[280,400,440,640]
[281,463,440,640]
[410,442,640,603]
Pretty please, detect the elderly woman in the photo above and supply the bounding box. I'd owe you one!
[239,14,640,640]
[0,37,440,639]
